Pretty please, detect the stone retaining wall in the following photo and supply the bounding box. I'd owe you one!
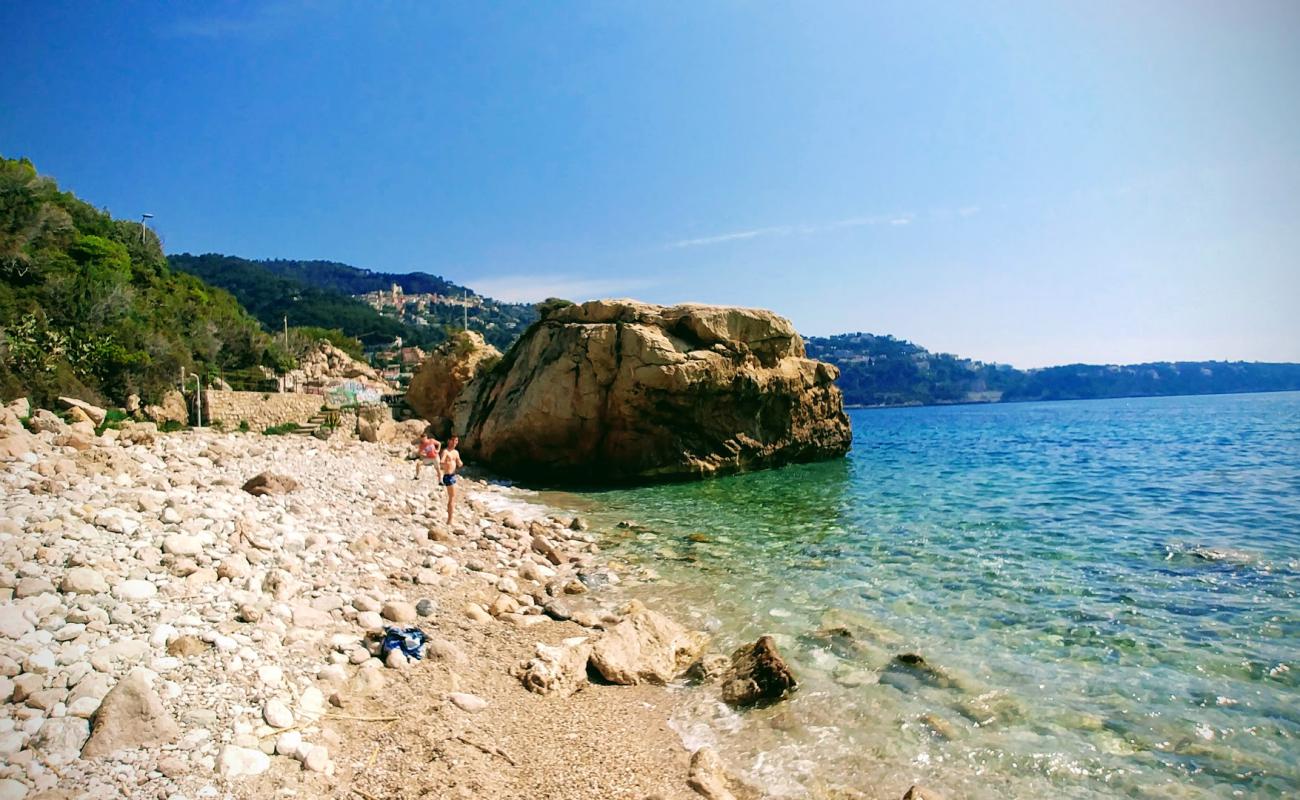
[203,390,323,431]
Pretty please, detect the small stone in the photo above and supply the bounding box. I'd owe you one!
[462,604,491,624]
[158,755,187,778]
[256,665,283,687]
[303,745,330,772]
[218,745,271,778]
[447,692,487,713]
[275,730,302,756]
[384,649,407,669]
[380,601,417,624]
[166,636,209,658]
[356,611,384,632]
[236,604,262,623]
[415,599,436,617]
[489,594,520,617]
[262,699,294,729]
[32,717,89,762]
[112,580,157,601]
[0,778,28,800]
[60,568,108,595]
[23,650,56,674]
[0,607,34,639]
[14,577,55,598]
[162,534,202,557]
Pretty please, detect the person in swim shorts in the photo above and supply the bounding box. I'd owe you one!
[439,434,463,525]
[413,430,441,479]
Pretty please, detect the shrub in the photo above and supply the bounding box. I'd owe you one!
[238,419,250,432]
[95,408,129,435]
[263,422,298,436]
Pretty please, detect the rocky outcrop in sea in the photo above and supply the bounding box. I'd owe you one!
[452,299,852,484]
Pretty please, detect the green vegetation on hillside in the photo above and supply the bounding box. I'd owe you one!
[0,157,287,407]
[169,254,537,351]
[806,333,1300,407]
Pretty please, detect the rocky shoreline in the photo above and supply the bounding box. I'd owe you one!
[0,403,935,800]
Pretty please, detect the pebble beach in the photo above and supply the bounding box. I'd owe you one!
[0,419,741,800]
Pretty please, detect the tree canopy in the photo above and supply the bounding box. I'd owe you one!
[0,157,286,406]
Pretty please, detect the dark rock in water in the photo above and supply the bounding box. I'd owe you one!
[241,472,298,497]
[616,520,637,529]
[721,635,797,705]
[453,299,852,485]
[415,599,436,617]
[687,532,712,543]
[885,652,965,691]
[568,516,588,531]
[902,785,947,800]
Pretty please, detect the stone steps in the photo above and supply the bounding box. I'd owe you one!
[289,413,334,436]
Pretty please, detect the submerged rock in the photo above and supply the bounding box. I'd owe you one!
[687,746,760,800]
[454,299,851,484]
[721,635,798,705]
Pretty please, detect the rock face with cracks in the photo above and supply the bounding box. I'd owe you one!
[405,330,501,436]
[454,299,852,484]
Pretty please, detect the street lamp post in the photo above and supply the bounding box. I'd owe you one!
[140,213,154,245]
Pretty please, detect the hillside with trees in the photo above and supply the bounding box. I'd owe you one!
[0,157,288,407]
[169,254,537,351]
[806,333,1300,407]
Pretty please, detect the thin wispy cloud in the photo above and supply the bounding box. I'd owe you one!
[468,275,657,304]
[667,212,911,249]
[159,0,323,39]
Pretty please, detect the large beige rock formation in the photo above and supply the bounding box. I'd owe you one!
[405,331,501,436]
[454,299,851,483]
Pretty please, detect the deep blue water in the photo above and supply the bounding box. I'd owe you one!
[550,392,1300,798]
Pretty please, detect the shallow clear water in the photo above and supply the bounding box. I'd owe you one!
[546,392,1300,798]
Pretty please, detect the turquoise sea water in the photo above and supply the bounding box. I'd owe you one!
[547,392,1300,798]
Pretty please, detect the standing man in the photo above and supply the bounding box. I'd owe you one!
[439,434,464,525]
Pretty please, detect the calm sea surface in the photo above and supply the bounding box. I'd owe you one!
[542,392,1300,798]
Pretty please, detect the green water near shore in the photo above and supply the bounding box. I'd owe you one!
[539,392,1300,798]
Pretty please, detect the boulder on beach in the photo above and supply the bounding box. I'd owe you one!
[241,471,299,496]
[720,635,798,705]
[58,396,107,426]
[81,668,179,758]
[453,299,852,484]
[143,390,188,426]
[406,330,501,436]
[512,637,592,697]
[589,602,708,685]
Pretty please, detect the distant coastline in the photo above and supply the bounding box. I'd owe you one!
[808,333,1300,408]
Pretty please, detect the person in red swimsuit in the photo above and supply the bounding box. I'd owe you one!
[413,430,441,480]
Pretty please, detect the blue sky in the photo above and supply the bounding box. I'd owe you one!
[2,1,1297,367]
